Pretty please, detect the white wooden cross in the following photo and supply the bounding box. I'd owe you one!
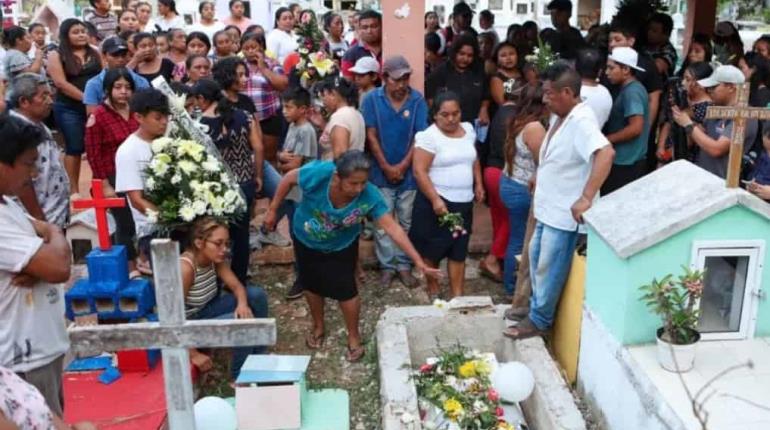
[705,83,770,188]
[68,239,277,429]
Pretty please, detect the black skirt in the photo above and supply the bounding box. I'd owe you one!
[295,237,359,301]
[409,192,473,263]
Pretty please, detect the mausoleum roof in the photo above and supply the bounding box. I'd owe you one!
[583,160,770,259]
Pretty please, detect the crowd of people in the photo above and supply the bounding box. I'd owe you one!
[2,0,770,426]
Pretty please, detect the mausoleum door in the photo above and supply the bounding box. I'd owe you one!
[691,241,765,341]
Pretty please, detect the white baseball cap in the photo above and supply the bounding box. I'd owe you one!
[349,56,380,75]
[608,47,645,72]
[697,65,745,88]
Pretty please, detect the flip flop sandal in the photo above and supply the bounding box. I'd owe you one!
[502,317,545,340]
[305,331,325,349]
[478,260,503,283]
[504,307,529,322]
[346,345,365,362]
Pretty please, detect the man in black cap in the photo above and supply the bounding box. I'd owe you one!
[83,36,150,114]
[542,0,585,60]
[444,1,474,48]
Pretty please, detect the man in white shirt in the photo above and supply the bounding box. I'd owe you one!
[0,114,72,416]
[576,48,613,128]
[504,62,614,340]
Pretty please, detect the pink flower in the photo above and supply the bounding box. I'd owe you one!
[452,232,459,239]
[461,229,468,235]
[419,363,434,373]
[488,388,500,402]
[496,406,505,417]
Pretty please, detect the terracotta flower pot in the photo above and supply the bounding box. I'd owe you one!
[655,327,701,373]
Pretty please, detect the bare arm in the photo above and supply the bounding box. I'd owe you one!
[249,118,264,190]
[375,213,436,276]
[259,61,289,92]
[46,51,85,101]
[215,262,249,311]
[22,49,44,74]
[330,125,351,159]
[522,122,546,164]
[412,148,443,213]
[490,76,505,106]
[570,144,615,224]
[180,258,195,298]
[17,183,46,221]
[263,169,299,230]
[126,190,158,215]
[605,115,644,144]
[22,220,71,283]
[690,128,730,157]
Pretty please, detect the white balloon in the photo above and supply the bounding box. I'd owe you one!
[194,396,237,430]
[492,362,535,403]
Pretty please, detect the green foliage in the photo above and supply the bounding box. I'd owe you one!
[412,344,515,429]
[639,266,706,345]
[524,37,559,74]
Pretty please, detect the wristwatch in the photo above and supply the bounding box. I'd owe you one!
[684,123,695,135]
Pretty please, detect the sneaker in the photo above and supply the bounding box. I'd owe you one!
[249,230,263,251]
[256,229,292,247]
[285,280,303,300]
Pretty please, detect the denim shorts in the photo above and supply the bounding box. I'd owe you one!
[53,102,87,156]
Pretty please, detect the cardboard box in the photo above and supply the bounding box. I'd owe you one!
[235,355,311,430]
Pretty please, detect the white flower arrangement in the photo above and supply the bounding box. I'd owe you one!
[144,137,246,230]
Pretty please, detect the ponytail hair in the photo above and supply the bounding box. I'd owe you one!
[190,79,237,148]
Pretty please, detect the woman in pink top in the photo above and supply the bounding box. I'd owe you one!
[223,0,253,34]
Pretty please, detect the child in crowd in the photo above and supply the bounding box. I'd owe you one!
[155,32,170,56]
[115,88,170,273]
[349,56,380,105]
[748,126,770,201]
[278,87,318,300]
[279,87,318,175]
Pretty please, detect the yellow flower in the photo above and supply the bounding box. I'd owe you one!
[310,53,335,77]
[497,422,516,430]
[475,359,491,377]
[442,398,464,421]
[458,361,477,378]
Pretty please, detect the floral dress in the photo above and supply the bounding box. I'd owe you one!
[0,366,54,429]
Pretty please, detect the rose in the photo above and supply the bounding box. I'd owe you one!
[496,406,505,417]
[488,388,500,402]
[419,363,433,373]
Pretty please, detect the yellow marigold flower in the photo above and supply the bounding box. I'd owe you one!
[458,361,476,378]
[443,398,464,421]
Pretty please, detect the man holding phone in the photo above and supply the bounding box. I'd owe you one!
[672,65,758,179]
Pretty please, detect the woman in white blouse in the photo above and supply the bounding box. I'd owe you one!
[155,0,185,32]
[266,7,298,63]
[410,91,484,299]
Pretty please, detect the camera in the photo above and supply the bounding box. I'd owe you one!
[667,77,688,109]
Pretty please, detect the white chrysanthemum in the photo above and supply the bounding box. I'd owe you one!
[224,190,238,204]
[171,173,182,184]
[192,200,207,215]
[151,137,173,153]
[178,160,197,175]
[179,205,196,222]
[146,177,156,190]
[202,157,220,172]
[150,159,169,176]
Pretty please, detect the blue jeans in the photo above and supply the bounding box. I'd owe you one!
[53,102,86,155]
[499,176,531,295]
[374,188,416,271]
[261,161,289,221]
[189,285,269,379]
[528,221,578,330]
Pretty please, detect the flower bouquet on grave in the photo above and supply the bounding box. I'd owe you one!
[143,77,246,234]
[523,37,558,75]
[439,212,467,239]
[294,15,336,89]
[412,345,517,430]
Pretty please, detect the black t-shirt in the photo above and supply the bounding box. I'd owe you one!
[135,57,176,83]
[426,62,490,123]
[234,93,257,116]
[601,53,664,98]
[486,104,517,170]
[541,26,585,60]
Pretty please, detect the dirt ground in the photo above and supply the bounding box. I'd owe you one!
[199,253,510,429]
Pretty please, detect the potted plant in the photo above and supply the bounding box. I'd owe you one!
[639,266,705,373]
